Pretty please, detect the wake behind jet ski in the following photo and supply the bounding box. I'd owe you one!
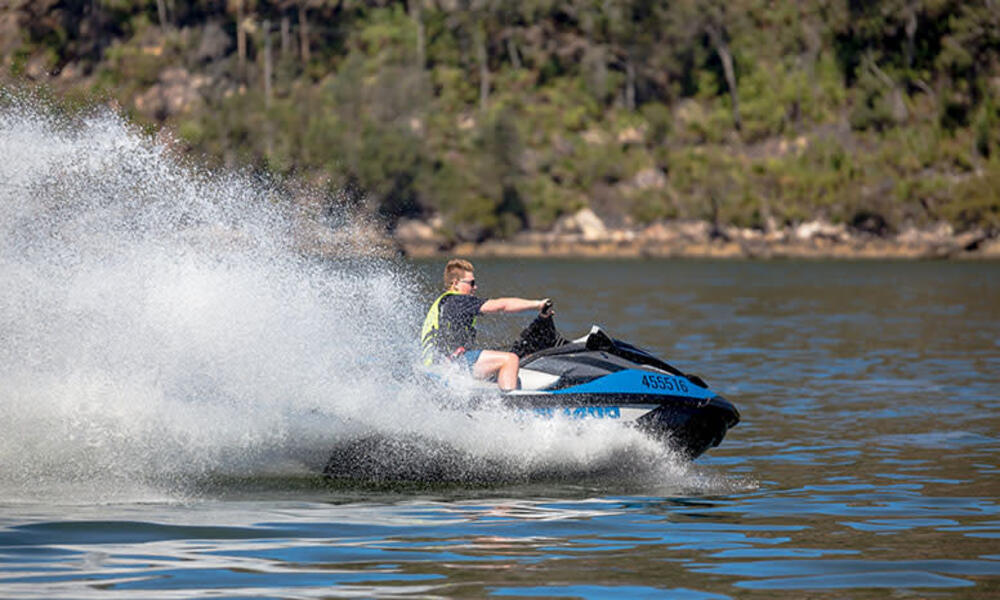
[495,308,740,459]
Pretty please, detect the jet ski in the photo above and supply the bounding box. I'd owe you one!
[323,308,739,481]
[495,308,740,459]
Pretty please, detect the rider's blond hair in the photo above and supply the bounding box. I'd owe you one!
[443,258,474,289]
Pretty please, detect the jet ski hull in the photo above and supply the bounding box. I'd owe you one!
[502,316,741,458]
[502,389,739,459]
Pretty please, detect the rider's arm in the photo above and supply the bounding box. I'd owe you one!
[480,297,548,314]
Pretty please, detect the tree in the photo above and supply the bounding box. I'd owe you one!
[663,0,747,133]
[229,0,251,83]
[408,0,425,69]
[936,0,1000,127]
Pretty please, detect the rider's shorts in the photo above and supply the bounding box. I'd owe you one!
[462,349,483,369]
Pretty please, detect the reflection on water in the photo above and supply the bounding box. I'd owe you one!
[1,486,997,598]
[1,259,998,598]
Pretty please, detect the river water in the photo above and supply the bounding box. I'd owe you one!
[1,258,997,599]
[2,101,999,598]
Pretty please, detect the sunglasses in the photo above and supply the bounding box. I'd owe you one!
[459,278,477,287]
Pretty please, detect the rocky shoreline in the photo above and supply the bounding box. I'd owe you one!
[392,209,1000,260]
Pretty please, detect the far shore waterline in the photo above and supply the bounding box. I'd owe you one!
[397,239,1000,260]
[385,223,1000,262]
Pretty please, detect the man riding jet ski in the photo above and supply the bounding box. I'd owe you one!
[419,258,738,459]
[421,258,550,391]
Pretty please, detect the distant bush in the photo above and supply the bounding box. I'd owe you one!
[942,163,1000,232]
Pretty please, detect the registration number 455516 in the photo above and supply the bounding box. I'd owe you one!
[641,373,689,393]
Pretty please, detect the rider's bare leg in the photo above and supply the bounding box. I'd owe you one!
[472,350,520,391]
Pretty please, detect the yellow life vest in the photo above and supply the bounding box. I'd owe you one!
[420,291,477,365]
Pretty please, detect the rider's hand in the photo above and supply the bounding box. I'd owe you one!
[539,298,554,317]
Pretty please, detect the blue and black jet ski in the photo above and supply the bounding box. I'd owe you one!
[323,308,739,481]
[497,309,740,459]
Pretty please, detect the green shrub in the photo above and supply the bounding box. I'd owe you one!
[521,175,580,230]
[973,99,999,158]
[640,102,672,145]
[627,188,672,224]
[941,163,1000,231]
[739,62,794,140]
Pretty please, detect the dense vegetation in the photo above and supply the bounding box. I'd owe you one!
[3,1,999,240]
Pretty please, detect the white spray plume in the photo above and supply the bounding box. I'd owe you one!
[0,95,690,502]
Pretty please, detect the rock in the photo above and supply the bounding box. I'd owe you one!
[24,53,51,79]
[134,67,207,120]
[617,126,645,145]
[639,222,677,242]
[675,220,712,242]
[554,207,607,241]
[723,226,764,241]
[793,219,848,242]
[973,236,1000,258]
[954,228,988,251]
[638,220,711,244]
[573,208,608,241]
[609,229,636,243]
[897,222,954,246]
[0,11,21,57]
[624,168,667,192]
[163,68,208,113]
[57,61,82,81]
[764,226,788,243]
[394,218,444,246]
